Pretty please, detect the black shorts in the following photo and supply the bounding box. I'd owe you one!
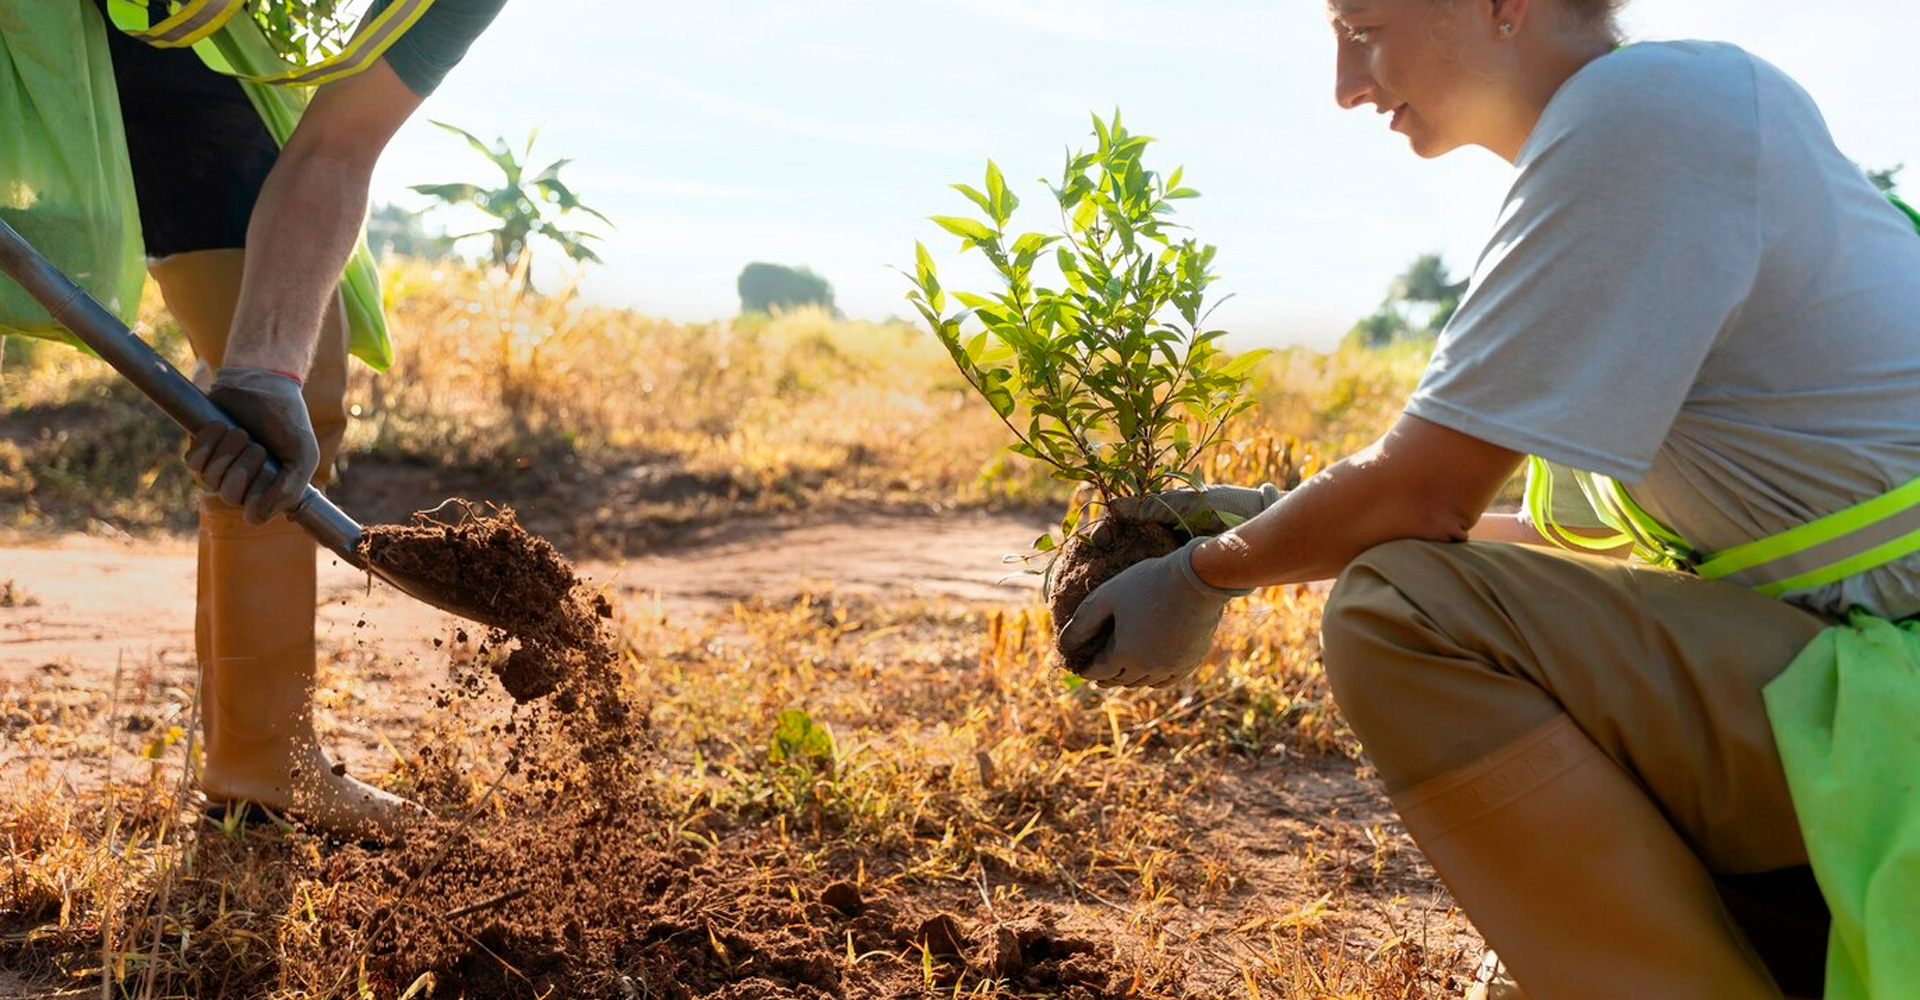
[91,0,278,257]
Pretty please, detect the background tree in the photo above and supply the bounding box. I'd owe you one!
[1868,164,1904,195]
[366,203,457,262]
[1343,252,1468,349]
[738,263,837,315]
[411,122,610,290]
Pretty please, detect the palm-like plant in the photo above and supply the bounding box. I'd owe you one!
[410,121,611,289]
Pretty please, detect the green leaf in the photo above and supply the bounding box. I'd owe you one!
[430,119,501,161]
[931,215,996,242]
[986,160,1015,224]
[409,182,485,205]
[1011,232,1056,258]
[1165,187,1202,200]
[769,709,837,766]
[951,182,995,217]
[914,241,937,284]
[1033,533,1057,553]
[1216,349,1272,381]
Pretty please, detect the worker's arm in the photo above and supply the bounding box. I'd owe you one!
[1469,512,1548,545]
[1471,509,1635,557]
[184,61,425,524]
[1061,415,1523,686]
[222,61,424,374]
[1190,414,1523,588]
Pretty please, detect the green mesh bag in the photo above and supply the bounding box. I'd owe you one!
[0,0,145,344]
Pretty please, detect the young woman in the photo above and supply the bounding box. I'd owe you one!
[1061,1,1920,996]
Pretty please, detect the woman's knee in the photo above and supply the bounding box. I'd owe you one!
[1321,541,1455,723]
[1321,540,1561,789]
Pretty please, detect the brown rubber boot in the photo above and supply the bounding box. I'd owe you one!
[1465,951,1528,1000]
[196,495,423,840]
[1394,716,1783,1000]
[156,248,420,841]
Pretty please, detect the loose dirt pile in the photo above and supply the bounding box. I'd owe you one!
[1047,518,1184,674]
[329,506,1128,997]
[315,803,1124,999]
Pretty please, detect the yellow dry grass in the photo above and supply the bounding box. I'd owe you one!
[0,261,1470,998]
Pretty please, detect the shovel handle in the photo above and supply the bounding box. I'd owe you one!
[0,216,368,567]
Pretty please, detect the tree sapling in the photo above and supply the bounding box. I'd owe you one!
[905,111,1267,672]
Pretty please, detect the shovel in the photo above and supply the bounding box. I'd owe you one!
[0,216,507,630]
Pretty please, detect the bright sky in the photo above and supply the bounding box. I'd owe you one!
[369,0,1920,351]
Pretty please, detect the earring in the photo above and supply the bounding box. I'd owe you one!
[1499,21,1515,35]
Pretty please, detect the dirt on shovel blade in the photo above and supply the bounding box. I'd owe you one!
[361,506,618,705]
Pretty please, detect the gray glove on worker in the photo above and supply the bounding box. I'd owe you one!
[1109,483,1282,535]
[183,366,319,525]
[1058,537,1255,688]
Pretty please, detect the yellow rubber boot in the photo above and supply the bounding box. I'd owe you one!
[1394,717,1783,1000]
[196,496,423,840]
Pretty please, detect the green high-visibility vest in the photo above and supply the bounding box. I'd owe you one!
[1524,191,1920,1000]
[97,0,441,370]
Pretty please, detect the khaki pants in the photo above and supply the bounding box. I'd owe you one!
[1322,540,1832,992]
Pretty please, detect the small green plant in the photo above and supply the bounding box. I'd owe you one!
[904,110,1266,528]
[411,122,611,288]
[768,708,838,771]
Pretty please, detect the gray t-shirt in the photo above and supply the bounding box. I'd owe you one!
[1407,41,1920,619]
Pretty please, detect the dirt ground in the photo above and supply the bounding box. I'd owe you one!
[0,510,1481,998]
[0,509,1051,673]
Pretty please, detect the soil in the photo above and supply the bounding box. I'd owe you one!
[0,508,1483,997]
[1047,518,1184,674]
[361,507,618,706]
[318,506,1132,999]
[313,801,1128,1000]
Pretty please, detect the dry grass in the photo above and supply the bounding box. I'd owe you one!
[0,260,1472,998]
[2,588,1471,997]
[351,262,1063,513]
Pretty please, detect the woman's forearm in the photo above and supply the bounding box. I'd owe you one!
[1187,416,1524,590]
[1470,512,1551,545]
[221,142,376,375]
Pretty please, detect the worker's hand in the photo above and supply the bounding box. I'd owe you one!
[1058,538,1255,688]
[1108,483,1282,536]
[184,367,318,525]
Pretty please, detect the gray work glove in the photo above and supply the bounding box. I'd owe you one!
[183,366,318,525]
[1109,483,1282,536]
[1058,537,1254,688]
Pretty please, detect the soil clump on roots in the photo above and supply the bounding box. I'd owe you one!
[1047,517,1184,674]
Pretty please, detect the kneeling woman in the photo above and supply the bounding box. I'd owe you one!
[1061,1,1920,997]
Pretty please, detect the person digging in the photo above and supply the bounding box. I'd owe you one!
[48,0,506,841]
[1059,1,1920,998]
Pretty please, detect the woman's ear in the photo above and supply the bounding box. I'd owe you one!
[1488,0,1537,36]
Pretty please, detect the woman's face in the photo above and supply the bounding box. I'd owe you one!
[1330,0,1511,158]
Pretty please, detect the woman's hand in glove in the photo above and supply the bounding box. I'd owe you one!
[1057,537,1254,688]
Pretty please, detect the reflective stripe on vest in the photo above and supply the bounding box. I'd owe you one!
[1524,191,1920,596]
[109,0,244,48]
[106,0,436,87]
[1528,459,1920,597]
